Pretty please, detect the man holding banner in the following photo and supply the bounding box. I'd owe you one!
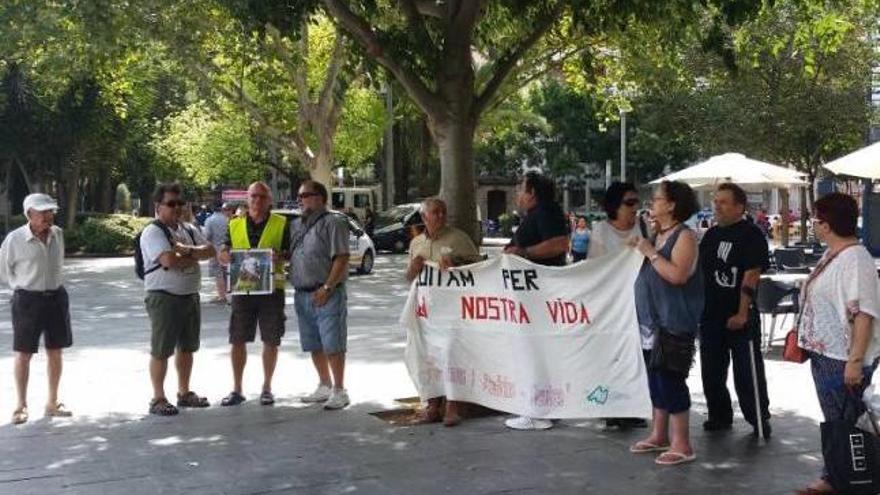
[400,203,651,433]
[502,172,569,430]
[406,198,481,426]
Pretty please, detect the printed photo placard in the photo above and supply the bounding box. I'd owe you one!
[228,249,273,295]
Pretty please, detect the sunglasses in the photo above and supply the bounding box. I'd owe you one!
[622,198,640,207]
[162,200,185,208]
[298,192,319,199]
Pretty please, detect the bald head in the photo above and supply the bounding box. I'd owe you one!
[247,181,272,220]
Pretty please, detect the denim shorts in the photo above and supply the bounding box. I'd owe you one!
[294,286,347,353]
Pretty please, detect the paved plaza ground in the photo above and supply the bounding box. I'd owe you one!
[0,253,839,494]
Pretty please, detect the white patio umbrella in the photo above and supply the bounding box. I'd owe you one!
[823,142,880,179]
[651,153,807,189]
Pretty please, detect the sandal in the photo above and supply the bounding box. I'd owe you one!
[654,451,696,466]
[149,398,179,416]
[177,391,210,408]
[45,402,73,418]
[220,391,246,407]
[11,407,28,425]
[259,390,275,406]
[629,440,670,453]
[794,479,836,495]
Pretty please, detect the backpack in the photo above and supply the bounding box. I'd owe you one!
[134,220,195,280]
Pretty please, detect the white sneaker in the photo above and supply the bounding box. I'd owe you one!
[504,416,554,430]
[301,384,332,403]
[323,388,350,410]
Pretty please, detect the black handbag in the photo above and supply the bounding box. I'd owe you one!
[649,328,696,375]
[821,392,880,494]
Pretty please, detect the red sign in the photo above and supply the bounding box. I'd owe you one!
[222,190,249,201]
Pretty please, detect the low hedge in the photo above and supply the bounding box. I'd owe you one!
[65,214,153,255]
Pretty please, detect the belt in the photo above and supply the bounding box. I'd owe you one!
[295,283,344,293]
[15,288,64,297]
[147,290,198,298]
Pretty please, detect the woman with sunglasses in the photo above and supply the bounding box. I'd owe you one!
[588,182,646,260]
[795,193,880,495]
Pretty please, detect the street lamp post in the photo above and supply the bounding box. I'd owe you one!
[620,110,627,182]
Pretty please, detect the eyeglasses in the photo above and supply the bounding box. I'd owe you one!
[162,200,185,208]
[622,198,640,207]
[298,192,319,199]
[249,193,269,199]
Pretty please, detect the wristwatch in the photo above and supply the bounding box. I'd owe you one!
[322,283,334,292]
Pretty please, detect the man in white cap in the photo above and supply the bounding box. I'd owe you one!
[0,193,73,425]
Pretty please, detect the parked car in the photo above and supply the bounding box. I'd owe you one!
[272,209,376,275]
[371,203,423,253]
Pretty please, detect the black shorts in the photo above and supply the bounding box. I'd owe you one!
[228,291,286,345]
[12,287,73,354]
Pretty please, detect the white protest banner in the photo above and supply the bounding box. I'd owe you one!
[400,249,651,419]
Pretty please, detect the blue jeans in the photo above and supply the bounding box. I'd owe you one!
[810,352,877,479]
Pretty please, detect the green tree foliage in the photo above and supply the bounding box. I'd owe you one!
[153,102,265,189]
[601,0,876,185]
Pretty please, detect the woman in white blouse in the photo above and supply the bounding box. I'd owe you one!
[588,182,647,260]
[796,193,880,495]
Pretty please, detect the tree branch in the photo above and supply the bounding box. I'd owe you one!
[400,0,437,52]
[316,29,347,123]
[415,0,443,17]
[322,0,442,116]
[190,62,315,167]
[295,19,315,127]
[474,3,564,116]
[483,46,584,115]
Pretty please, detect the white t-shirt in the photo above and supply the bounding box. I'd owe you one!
[798,245,880,362]
[587,220,644,259]
[141,221,207,295]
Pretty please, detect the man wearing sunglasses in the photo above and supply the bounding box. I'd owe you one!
[218,181,291,407]
[291,180,352,410]
[141,183,215,416]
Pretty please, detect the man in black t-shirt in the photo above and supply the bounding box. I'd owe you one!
[699,183,771,438]
[504,172,569,267]
[502,172,569,431]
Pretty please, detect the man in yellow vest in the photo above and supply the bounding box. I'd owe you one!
[218,182,290,406]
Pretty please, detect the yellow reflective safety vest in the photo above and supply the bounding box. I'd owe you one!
[229,213,286,288]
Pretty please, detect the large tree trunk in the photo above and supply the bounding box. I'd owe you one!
[418,119,433,198]
[779,187,790,247]
[432,118,479,242]
[393,119,409,204]
[63,163,81,228]
[312,149,335,190]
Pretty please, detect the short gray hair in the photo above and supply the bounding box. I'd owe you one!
[420,197,446,213]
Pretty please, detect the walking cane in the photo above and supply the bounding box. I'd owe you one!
[748,335,765,444]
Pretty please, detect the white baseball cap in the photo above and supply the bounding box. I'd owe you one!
[23,193,59,213]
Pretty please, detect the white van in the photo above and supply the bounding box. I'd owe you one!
[330,187,380,222]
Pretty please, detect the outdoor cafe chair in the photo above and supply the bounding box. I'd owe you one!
[772,247,810,273]
[756,278,800,354]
